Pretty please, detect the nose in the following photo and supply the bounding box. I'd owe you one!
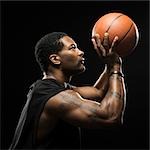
[78,48,84,57]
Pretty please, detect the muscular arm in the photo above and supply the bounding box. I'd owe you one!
[72,33,122,102]
[72,65,109,101]
[45,70,126,128]
[72,63,123,102]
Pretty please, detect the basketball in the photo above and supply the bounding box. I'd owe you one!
[92,12,139,57]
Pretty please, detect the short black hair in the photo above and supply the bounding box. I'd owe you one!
[35,32,67,72]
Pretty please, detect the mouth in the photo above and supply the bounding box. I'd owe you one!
[80,58,85,64]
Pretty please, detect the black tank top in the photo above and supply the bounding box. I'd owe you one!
[9,79,81,149]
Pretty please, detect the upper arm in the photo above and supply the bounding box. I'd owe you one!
[72,86,103,101]
[45,90,118,128]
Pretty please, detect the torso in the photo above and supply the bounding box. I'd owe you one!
[17,79,81,149]
[36,101,58,143]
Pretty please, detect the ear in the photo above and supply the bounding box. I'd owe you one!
[49,54,61,65]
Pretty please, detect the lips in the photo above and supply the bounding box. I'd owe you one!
[80,58,85,64]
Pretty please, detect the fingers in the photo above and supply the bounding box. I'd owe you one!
[91,38,102,57]
[109,36,118,53]
[103,32,109,50]
[91,38,98,50]
[92,34,106,57]
[92,33,118,56]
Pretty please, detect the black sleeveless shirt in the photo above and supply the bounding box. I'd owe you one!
[10,79,81,149]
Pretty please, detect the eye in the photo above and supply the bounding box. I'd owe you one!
[68,44,77,50]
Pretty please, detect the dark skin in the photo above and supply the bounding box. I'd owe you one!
[37,33,126,143]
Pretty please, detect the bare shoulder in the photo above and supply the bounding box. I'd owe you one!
[42,88,120,128]
[45,89,84,113]
[44,89,102,128]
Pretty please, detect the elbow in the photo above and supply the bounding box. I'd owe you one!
[85,114,124,129]
[102,110,124,126]
[107,103,126,126]
[108,114,124,126]
[112,117,123,126]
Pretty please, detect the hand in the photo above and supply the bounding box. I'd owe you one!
[91,33,121,66]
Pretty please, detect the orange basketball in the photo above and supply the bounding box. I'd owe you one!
[92,12,139,57]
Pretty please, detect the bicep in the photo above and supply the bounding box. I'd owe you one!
[72,86,103,101]
[47,90,114,128]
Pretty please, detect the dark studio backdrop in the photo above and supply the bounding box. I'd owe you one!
[1,1,149,149]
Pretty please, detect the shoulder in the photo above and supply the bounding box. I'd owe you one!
[47,89,81,104]
[30,79,66,96]
[35,79,65,89]
[45,89,83,111]
[52,89,83,101]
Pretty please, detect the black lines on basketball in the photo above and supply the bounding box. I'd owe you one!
[116,23,133,48]
[92,12,139,57]
[106,14,123,33]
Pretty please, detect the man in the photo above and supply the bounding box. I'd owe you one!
[9,32,126,149]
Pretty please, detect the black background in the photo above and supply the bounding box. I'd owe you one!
[1,1,149,149]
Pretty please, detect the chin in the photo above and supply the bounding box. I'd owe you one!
[65,65,86,76]
[81,66,86,73]
[75,66,86,75]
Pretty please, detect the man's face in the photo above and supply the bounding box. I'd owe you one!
[58,36,86,75]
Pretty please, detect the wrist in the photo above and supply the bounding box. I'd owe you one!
[104,64,112,75]
[105,63,124,78]
[111,63,122,71]
[105,63,122,74]
[110,70,124,78]
[102,53,122,66]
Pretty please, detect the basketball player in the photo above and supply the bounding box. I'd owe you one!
[9,32,126,149]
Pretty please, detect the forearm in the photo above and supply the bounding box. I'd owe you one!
[93,60,123,96]
[93,65,110,99]
[99,70,126,123]
[72,64,123,102]
[72,66,110,101]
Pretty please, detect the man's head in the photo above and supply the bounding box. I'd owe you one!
[35,32,67,73]
[35,32,85,76]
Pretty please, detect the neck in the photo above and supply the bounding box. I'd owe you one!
[42,70,72,84]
